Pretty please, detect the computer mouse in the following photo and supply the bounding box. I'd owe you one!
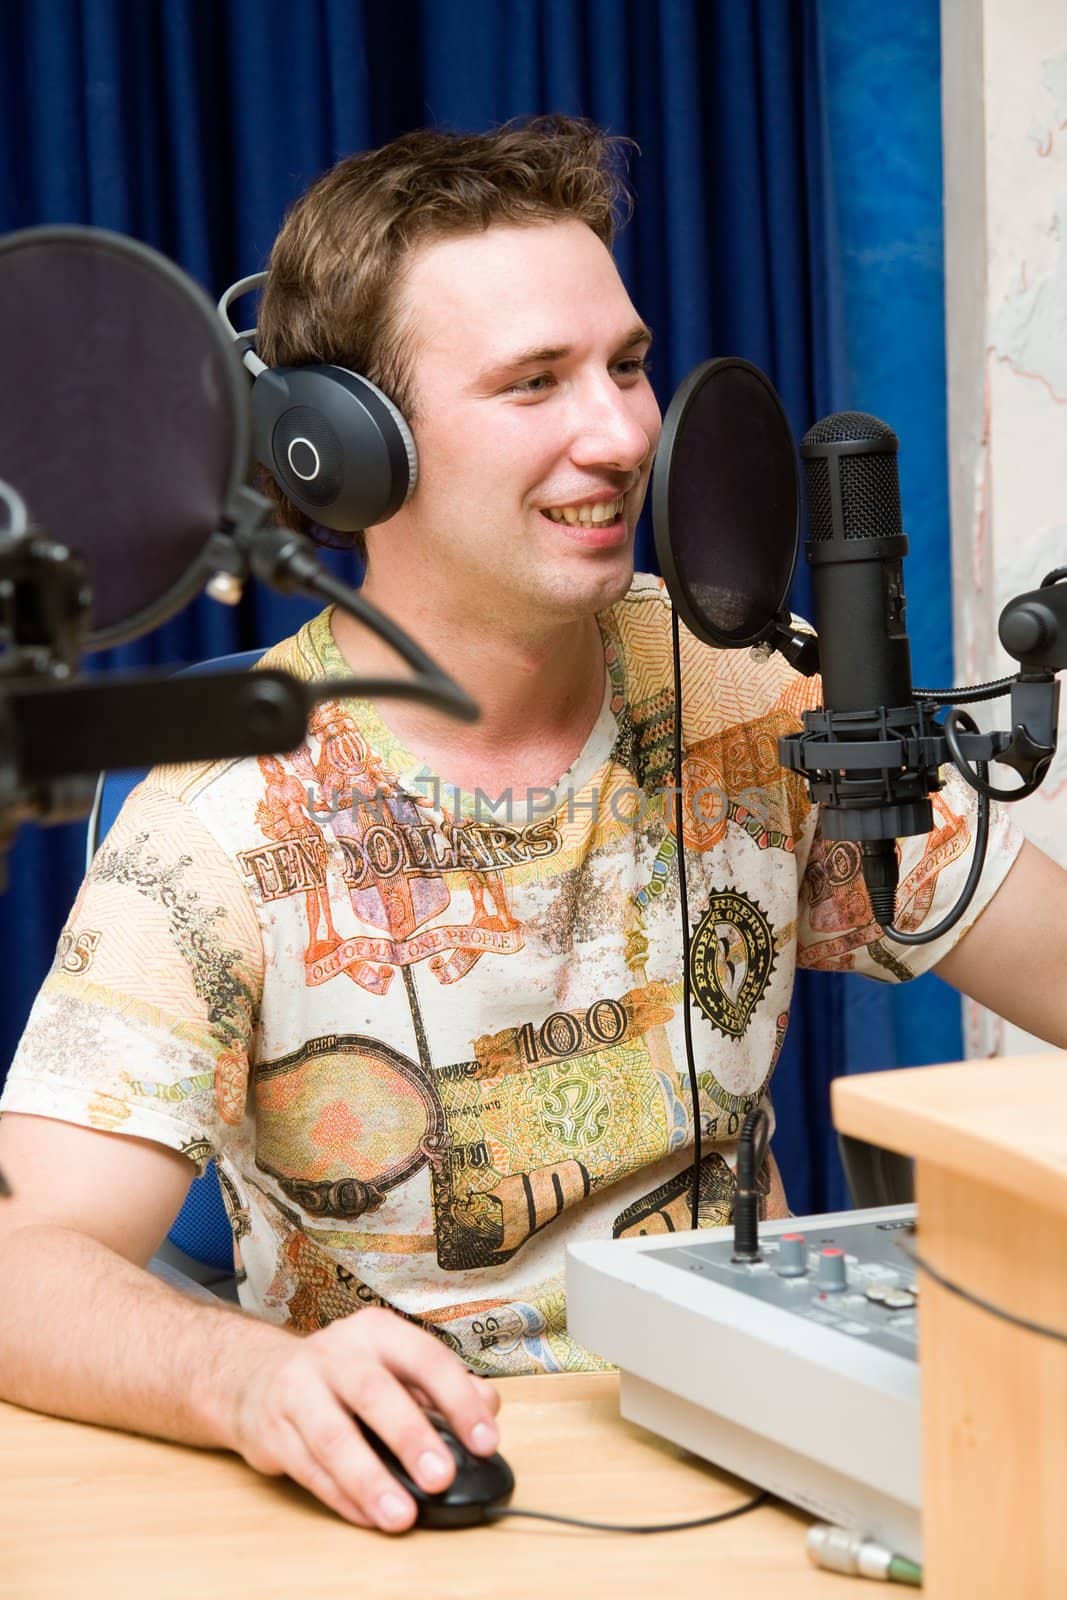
[357,1412,515,1529]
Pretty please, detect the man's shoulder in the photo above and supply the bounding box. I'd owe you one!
[256,605,335,681]
[141,608,337,810]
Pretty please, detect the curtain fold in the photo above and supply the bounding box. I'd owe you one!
[0,0,949,1214]
[818,0,964,1114]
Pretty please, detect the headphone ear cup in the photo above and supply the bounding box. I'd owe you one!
[251,365,417,533]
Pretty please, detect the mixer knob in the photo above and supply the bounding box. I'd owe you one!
[776,1233,808,1277]
[814,1247,848,1292]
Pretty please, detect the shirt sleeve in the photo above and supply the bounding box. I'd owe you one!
[796,765,1025,981]
[0,776,264,1171]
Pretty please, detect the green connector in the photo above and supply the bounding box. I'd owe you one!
[887,1554,923,1586]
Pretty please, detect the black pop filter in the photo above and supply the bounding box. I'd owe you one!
[652,357,801,650]
[0,225,250,649]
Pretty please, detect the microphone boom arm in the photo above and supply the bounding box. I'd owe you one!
[0,480,482,1206]
[1,480,481,853]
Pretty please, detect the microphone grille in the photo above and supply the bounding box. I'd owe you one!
[801,411,898,448]
[840,453,903,540]
[801,411,903,542]
[803,456,834,542]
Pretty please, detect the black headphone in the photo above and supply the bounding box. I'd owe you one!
[217,273,418,534]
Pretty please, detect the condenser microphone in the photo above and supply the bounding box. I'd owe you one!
[653,367,1055,938]
[795,412,936,922]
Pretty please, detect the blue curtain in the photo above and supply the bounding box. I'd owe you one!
[818,1,964,1109]
[0,0,953,1215]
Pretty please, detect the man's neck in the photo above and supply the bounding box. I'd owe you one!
[330,573,611,793]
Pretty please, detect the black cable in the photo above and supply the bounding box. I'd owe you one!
[883,712,991,945]
[913,566,1064,698]
[943,706,1044,802]
[484,1488,770,1534]
[732,1108,770,1259]
[300,566,446,680]
[895,1234,1067,1345]
[303,569,479,723]
[240,524,479,722]
[914,574,1063,708]
[911,676,1015,705]
[308,673,478,722]
[671,608,702,1232]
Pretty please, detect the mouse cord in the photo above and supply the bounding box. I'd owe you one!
[483,1486,769,1534]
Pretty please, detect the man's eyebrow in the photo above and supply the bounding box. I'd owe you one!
[616,323,654,354]
[474,323,653,386]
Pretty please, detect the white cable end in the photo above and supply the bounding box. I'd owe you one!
[807,1523,893,1579]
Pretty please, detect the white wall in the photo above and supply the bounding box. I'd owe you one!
[942,0,1067,1056]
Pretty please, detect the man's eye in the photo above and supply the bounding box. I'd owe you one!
[506,373,556,395]
[613,356,653,380]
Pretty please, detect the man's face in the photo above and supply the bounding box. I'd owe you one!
[376,219,661,624]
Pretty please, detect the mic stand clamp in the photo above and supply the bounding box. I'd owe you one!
[0,529,100,853]
[0,528,91,680]
[771,620,820,678]
[997,676,1059,786]
[777,699,1055,821]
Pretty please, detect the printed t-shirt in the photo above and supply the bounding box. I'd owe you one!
[2,576,1022,1373]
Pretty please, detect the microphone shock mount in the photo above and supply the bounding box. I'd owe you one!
[778,575,1066,939]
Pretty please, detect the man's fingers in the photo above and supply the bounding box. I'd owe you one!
[290,1383,420,1532]
[399,1370,497,1419]
[351,1310,501,1457]
[351,1371,462,1497]
[272,1417,377,1529]
[237,1311,505,1533]
[468,1371,502,1414]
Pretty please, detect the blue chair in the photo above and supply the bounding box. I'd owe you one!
[87,648,266,1274]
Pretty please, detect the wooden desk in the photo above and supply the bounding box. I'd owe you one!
[0,1372,857,1599]
[834,1054,1067,1598]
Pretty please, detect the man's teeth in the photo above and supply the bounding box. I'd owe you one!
[544,495,625,527]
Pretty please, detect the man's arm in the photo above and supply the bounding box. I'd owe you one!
[931,838,1067,1048]
[0,1111,500,1532]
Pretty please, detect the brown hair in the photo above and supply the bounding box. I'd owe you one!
[256,115,634,557]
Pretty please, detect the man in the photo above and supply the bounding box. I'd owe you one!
[0,117,1064,1536]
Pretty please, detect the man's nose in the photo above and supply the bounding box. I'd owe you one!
[570,381,656,472]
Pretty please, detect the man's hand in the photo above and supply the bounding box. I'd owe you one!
[227,1306,502,1531]
[0,1116,501,1533]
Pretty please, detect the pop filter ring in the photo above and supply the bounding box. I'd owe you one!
[652,356,800,651]
[0,225,253,651]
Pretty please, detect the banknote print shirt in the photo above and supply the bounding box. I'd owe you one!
[3,576,1022,1373]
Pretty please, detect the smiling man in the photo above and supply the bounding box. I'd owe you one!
[329,213,659,804]
[1,116,1065,1537]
